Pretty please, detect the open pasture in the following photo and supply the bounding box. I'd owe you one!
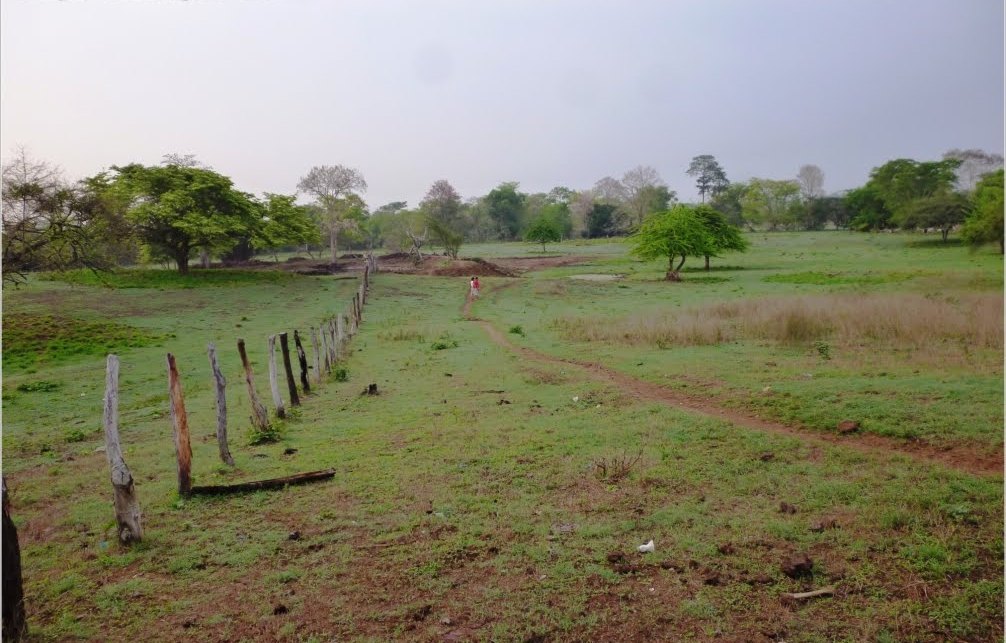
[2,232,1002,642]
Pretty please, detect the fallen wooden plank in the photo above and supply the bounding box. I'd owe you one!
[188,469,336,496]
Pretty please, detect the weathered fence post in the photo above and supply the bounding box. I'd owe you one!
[167,353,193,495]
[309,328,322,384]
[336,314,345,353]
[103,355,144,542]
[238,339,271,432]
[2,477,27,642]
[207,344,234,466]
[279,332,300,407]
[328,319,338,362]
[267,335,286,419]
[320,325,332,374]
[294,330,310,393]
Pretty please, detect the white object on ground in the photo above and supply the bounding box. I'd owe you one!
[638,540,655,553]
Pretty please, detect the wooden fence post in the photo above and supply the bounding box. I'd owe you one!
[328,319,338,362]
[293,332,307,392]
[279,332,300,407]
[207,344,234,466]
[237,339,271,432]
[336,314,345,352]
[167,353,193,495]
[2,477,27,642]
[309,328,322,384]
[267,335,286,419]
[320,325,332,374]
[103,355,144,542]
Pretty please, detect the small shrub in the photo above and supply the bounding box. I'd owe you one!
[333,367,349,382]
[509,325,525,337]
[249,423,283,445]
[17,380,61,393]
[593,451,642,484]
[64,428,90,443]
[814,340,832,360]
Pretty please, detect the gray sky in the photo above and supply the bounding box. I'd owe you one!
[2,0,1003,208]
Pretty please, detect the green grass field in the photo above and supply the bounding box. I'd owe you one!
[2,232,1002,642]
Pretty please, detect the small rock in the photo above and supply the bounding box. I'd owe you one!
[837,420,860,434]
[288,531,301,541]
[440,616,453,626]
[606,551,626,564]
[779,502,798,514]
[781,553,814,578]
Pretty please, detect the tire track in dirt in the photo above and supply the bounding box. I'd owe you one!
[464,288,1002,478]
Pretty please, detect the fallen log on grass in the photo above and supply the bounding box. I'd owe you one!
[781,586,835,603]
[188,469,335,496]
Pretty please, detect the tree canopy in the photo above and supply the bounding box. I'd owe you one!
[686,155,728,203]
[961,169,1004,253]
[111,163,260,274]
[524,215,562,251]
[628,205,714,280]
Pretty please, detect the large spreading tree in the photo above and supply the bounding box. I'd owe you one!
[110,163,260,274]
[686,155,728,203]
[628,205,714,281]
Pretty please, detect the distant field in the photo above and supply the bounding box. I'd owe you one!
[3,231,1002,642]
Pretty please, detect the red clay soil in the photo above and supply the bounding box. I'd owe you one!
[462,293,1003,478]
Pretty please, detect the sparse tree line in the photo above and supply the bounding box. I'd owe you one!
[4,146,1002,283]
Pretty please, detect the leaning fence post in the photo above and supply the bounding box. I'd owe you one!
[102,355,144,542]
[293,330,309,394]
[167,353,193,495]
[307,329,322,387]
[207,344,234,466]
[238,339,271,432]
[279,332,300,407]
[336,314,345,353]
[267,335,286,419]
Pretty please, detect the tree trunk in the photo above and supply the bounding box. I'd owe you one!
[279,333,300,407]
[200,248,210,268]
[309,328,322,384]
[941,227,950,242]
[176,250,190,275]
[2,478,27,642]
[267,335,285,419]
[166,353,193,495]
[206,344,234,466]
[103,355,144,543]
[330,229,338,264]
[704,255,710,271]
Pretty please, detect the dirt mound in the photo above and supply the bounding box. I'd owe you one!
[431,257,518,277]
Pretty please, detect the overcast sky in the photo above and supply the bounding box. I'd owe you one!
[2,0,1002,207]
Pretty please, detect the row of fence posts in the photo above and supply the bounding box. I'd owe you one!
[99,253,377,544]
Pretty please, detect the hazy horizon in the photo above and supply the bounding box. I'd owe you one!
[2,0,1002,209]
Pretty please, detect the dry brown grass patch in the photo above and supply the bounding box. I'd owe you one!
[552,293,1003,354]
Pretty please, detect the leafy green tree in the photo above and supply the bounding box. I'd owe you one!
[296,164,368,262]
[708,182,747,227]
[585,203,619,238]
[895,192,970,242]
[628,205,714,281]
[524,215,562,251]
[961,169,1004,253]
[802,196,849,230]
[421,180,464,258]
[866,158,960,218]
[694,205,749,270]
[741,178,801,230]
[485,182,525,240]
[844,185,891,231]
[254,194,322,259]
[111,163,260,274]
[686,155,728,202]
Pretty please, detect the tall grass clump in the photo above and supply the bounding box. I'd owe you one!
[553,293,1003,352]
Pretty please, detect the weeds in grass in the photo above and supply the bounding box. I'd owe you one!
[249,421,283,445]
[16,380,61,392]
[380,327,426,342]
[509,325,525,337]
[44,268,296,289]
[592,450,642,483]
[333,367,349,382]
